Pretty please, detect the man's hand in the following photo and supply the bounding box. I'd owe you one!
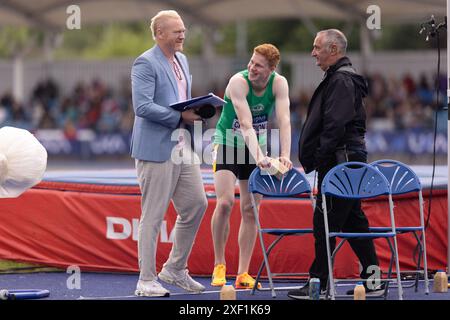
[278,156,293,170]
[181,109,202,125]
[257,156,273,170]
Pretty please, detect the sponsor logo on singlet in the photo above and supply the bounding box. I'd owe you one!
[250,103,265,113]
[231,114,268,136]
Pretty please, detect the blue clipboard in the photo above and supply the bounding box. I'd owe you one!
[170,93,226,111]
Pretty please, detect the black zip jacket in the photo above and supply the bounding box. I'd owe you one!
[298,56,368,173]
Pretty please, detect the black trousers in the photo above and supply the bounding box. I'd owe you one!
[309,150,379,284]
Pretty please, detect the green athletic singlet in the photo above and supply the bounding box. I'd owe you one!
[213,69,276,148]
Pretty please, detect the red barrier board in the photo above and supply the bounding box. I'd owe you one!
[0,187,446,278]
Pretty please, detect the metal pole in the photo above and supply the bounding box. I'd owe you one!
[359,23,372,73]
[12,55,24,103]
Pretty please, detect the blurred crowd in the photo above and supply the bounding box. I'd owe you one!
[0,78,135,139]
[290,72,447,132]
[0,72,446,139]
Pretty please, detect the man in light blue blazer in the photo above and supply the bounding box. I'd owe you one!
[131,10,207,297]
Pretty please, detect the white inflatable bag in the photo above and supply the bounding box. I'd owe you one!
[0,126,48,198]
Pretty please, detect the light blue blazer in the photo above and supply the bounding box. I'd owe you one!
[130,45,192,162]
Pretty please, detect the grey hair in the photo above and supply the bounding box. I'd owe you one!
[317,29,347,54]
[150,10,181,40]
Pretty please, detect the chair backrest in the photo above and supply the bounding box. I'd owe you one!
[370,159,421,195]
[321,162,390,199]
[248,167,311,197]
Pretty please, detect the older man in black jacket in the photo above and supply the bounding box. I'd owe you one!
[288,29,383,299]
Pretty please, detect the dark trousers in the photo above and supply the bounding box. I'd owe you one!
[309,150,379,284]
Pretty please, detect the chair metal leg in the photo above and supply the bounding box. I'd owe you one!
[422,230,429,295]
[392,236,404,300]
[418,191,429,294]
[329,237,394,300]
[322,194,336,300]
[387,233,426,292]
[251,195,276,298]
[388,195,403,300]
[411,229,430,294]
[331,239,347,265]
[325,278,331,300]
[385,238,395,300]
[327,239,347,300]
[412,231,422,292]
[252,248,268,295]
[252,235,284,295]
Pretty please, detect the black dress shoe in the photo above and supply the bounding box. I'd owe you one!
[287,282,327,300]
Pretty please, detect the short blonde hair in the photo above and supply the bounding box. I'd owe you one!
[150,10,181,40]
[254,44,280,69]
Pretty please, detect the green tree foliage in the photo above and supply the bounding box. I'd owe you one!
[214,18,362,55]
[55,21,204,59]
[0,26,40,57]
[373,24,443,50]
[214,24,236,55]
[55,22,152,59]
[0,19,444,60]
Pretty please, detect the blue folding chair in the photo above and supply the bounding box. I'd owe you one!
[248,167,315,298]
[321,162,403,300]
[371,159,429,294]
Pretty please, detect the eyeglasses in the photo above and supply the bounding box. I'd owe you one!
[172,60,183,81]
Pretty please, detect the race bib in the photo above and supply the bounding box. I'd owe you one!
[231,114,268,136]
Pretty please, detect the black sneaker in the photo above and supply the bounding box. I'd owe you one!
[287,282,327,300]
[346,282,386,296]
